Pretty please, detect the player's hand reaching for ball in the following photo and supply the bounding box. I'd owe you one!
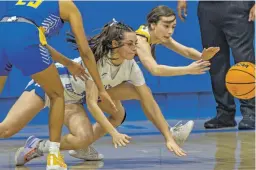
[112,132,132,148]
[249,4,255,22]
[201,47,220,61]
[186,59,211,75]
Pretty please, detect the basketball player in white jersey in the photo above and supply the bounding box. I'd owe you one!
[14,20,200,166]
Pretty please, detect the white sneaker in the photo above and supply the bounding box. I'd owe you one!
[170,120,194,146]
[69,146,104,161]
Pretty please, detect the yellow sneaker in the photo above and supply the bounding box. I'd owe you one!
[46,152,67,170]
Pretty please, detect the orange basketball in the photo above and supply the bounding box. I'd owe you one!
[225,62,255,99]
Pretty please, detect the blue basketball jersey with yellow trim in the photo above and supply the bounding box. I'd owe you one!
[135,25,156,62]
[136,25,151,43]
[4,0,64,37]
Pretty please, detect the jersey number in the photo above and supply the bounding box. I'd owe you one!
[16,0,43,9]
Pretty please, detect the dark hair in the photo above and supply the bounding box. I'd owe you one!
[66,20,134,64]
[147,5,176,30]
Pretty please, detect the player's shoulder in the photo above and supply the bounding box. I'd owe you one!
[136,25,150,43]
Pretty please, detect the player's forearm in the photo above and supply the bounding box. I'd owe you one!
[151,65,190,76]
[80,49,105,92]
[46,44,73,67]
[87,102,118,136]
[186,47,202,60]
[141,98,173,142]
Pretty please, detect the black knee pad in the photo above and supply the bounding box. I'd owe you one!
[120,110,127,125]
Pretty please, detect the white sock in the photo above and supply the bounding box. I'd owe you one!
[49,141,60,157]
[38,140,50,153]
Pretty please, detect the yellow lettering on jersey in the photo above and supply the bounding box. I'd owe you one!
[15,0,26,6]
[16,0,43,9]
[27,0,43,9]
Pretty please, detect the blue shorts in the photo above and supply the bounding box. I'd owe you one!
[0,22,52,76]
[25,79,86,107]
[25,80,46,102]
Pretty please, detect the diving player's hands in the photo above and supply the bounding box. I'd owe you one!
[201,47,220,61]
[112,132,132,148]
[187,60,211,75]
[166,140,187,157]
[99,90,118,112]
[177,0,187,21]
[67,61,90,81]
[249,4,255,22]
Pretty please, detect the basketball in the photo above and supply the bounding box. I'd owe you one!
[225,62,255,99]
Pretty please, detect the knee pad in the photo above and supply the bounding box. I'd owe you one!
[120,110,127,126]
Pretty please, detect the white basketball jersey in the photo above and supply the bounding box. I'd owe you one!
[54,57,90,105]
[44,56,145,107]
[97,57,145,89]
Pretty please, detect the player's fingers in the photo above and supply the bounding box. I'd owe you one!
[180,148,187,154]
[196,59,203,63]
[81,69,89,76]
[200,61,210,65]
[184,7,187,17]
[125,135,132,140]
[114,143,118,149]
[78,75,85,81]
[251,11,255,21]
[73,75,77,81]
[201,67,210,72]
[123,138,130,144]
[177,8,185,21]
[198,61,210,67]
[199,71,209,75]
[179,149,187,156]
[119,140,127,147]
[213,47,220,51]
[117,141,122,147]
[174,149,183,157]
[168,146,174,152]
[249,10,253,21]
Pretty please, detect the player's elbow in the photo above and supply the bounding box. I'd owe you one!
[149,66,161,76]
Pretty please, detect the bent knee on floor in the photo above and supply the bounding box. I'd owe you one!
[112,109,126,127]
[74,132,94,148]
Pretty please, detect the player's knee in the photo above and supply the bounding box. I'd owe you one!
[75,131,94,148]
[113,109,127,127]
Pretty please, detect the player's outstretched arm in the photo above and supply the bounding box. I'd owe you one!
[162,37,220,61]
[134,84,186,156]
[136,36,211,76]
[85,80,131,148]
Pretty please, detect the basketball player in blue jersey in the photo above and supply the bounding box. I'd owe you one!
[0,1,116,170]
[12,20,197,167]
[135,5,220,76]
